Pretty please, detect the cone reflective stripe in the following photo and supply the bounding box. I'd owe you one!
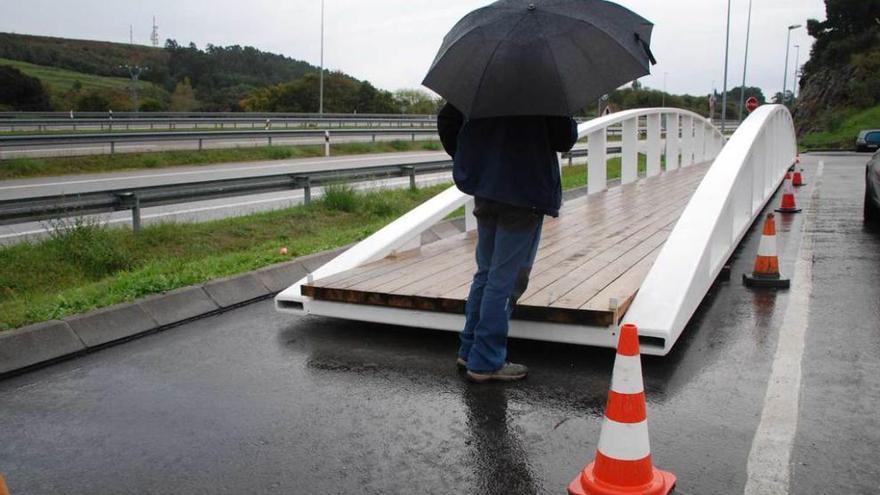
[776,175,802,213]
[793,168,806,187]
[744,214,790,288]
[568,324,676,495]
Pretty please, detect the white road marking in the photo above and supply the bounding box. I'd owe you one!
[744,161,823,495]
[0,152,441,191]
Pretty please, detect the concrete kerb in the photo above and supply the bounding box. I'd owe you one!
[0,219,466,378]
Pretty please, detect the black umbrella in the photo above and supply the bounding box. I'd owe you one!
[422,0,656,118]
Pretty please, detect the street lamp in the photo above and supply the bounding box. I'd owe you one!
[782,24,802,105]
[738,0,754,121]
[792,44,801,99]
[662,72,668,107]
[720,0,732,134]
[319,0,325,116]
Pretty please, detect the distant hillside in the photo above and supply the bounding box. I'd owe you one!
[0,32,335,111]
[794,0,880,135]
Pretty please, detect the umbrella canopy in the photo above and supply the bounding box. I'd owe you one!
[422,0,656,118]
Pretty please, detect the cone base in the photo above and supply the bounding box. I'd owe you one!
[568,462,676,495]
[743,273,790,288]
[775,207,802,214]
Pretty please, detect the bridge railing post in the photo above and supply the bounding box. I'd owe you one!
[694,121,706,163]
[646,113,661,177]
[587,129,607,194]
[681,116,694,167]
[465,197,477,232]
[665,113,680,171]
[621,117,638,184]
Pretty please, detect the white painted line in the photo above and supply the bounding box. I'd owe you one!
[744,161,823,495]
[0,152,441,191]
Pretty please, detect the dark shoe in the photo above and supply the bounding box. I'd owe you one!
[456,357,467,370]
[466,362,529,383]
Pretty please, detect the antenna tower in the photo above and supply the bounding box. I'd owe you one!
[151,17,159,47]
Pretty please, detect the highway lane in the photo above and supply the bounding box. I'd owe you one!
[0,131,439,159]
[0,150,449,200]
[2,155,876,493]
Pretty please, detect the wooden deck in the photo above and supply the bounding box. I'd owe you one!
[302,163,711,327]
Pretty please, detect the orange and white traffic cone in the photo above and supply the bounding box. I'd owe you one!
[743,213,790,288]
[775,175,802,213]
[792,168,806,187]
[568,324,676,495]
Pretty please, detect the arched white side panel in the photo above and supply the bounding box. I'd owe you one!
[623,105,797,355]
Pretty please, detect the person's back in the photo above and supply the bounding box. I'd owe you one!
[438,103,577,383]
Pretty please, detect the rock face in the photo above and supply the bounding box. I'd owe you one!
[793,66,856,135]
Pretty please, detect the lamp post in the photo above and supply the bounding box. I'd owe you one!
[738,0,753,121]
[782,24,802,105]
[720,0,732,135]
[662,72,668,107]
[792,44,801,99]
[319,0,325,116]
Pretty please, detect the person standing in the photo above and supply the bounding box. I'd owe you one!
[438,103,578,383]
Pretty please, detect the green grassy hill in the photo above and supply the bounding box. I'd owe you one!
[800,105,880,150]
[0,58,160,93]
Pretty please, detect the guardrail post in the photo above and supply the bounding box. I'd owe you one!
[465,197,477,233]
[324,131,331,157]
[621,117,638,184]
[198,138,203,151]
[646,113,662,177]
[268,136,273,147]
[587,129,607,194]
[402,165,417,190]
[116,192,142,233]
[665,113,680,171]
[110,141,116,154]
[296,177,312,205]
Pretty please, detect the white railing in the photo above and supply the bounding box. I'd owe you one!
[276,108,724,314]
[624,105,796,355]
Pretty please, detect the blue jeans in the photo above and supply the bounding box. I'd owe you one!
[458,211,543,373]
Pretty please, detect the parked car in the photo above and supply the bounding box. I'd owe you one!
[866,151,880,223]
[856,129,880,152]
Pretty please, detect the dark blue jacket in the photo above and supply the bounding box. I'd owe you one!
[437,103,578,217]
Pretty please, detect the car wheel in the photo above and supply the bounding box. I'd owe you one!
[866,189,880,223]
[857,145,868,152]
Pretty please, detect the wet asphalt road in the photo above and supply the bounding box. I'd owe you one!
[0,153,878,494]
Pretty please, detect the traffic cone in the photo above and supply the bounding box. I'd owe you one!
[775,175,802,213]
[568,324,676,495]
[0,474,9,495]
[743,213,790,288]
[793,168,806,187]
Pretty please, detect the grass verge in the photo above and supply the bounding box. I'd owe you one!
[0,155,648,331]
[0,140,443,180]
[800,105,880,151]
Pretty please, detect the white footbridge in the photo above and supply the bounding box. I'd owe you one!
[276,105,797,356]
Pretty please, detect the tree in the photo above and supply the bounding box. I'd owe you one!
[393,89,439,114]
[0,65,51,110]
[75,91,111,111]
[169,77,198,111]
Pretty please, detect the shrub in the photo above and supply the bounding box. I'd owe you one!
[321,184,359,212]
[45,217,133,280]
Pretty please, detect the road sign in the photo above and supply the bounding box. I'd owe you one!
[746,97,759,113]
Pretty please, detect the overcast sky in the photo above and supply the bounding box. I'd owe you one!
[1,0,826,99]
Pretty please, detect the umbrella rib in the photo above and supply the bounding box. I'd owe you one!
[469,13,533,117]
[538,17,573,113]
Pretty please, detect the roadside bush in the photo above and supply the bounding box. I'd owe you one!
[0,65,51,110]
[75,91,111,111]
[139,98,167,112]
[45,217,134,280]
[321,184,360,212]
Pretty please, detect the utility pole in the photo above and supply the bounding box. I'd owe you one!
[720,0,732,135]
[121,64,148,112]
[792,44,801,99]
[663,72,668,107]
[319,0,325,116]
[129,25,133,45]
[782,24,802,105]
[738,0,753,121]
[150,17,159,48]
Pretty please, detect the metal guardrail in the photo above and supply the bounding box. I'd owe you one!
[0,159,454,231]
[0,111,438,120]
[0,128,440,157]
[0,117,438,132]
